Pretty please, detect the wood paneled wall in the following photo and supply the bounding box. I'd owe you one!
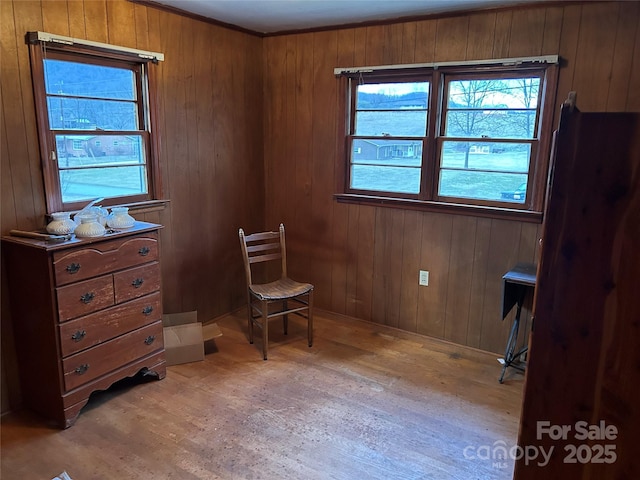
[262,1,640,354]
[0,0,264,411]
[1,0,639,414]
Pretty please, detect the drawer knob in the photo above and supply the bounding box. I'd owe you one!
[144,335,155,345]
[132,278,144,288]
[74,364,89,375]
[142,306,154,316]
[66,263,81,274]
[71,330,86,342]
[80,292,95,304]
[138,246,151,256]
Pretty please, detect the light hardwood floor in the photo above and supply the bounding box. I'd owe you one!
[1,310,524,479]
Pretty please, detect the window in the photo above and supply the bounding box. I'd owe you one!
[350,76,429,196]
[27,32,163,213]
[339,58,558,218]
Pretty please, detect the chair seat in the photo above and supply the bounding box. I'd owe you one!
[249,277,313,301]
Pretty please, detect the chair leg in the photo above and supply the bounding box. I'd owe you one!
[308,290,314,347]
[283,300,288,335]
[247,293,254,345]
[262,299,269,360]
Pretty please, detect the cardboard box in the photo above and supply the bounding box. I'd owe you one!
[51,472,73,480]
[162,311,222,366]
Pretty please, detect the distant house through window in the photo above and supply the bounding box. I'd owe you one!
[337,57,559,218]
[350,78,429,195]
[27,32,163,213]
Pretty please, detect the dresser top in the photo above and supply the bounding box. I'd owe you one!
[2,221,162,252]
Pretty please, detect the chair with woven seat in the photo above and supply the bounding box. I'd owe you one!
[238,224,314,360]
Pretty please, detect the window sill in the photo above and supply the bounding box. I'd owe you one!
[124,199,170,215]
[334,194,543,223]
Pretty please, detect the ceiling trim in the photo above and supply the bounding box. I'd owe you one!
[131,0,263,37]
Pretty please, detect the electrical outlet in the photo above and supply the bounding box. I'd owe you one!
[419,270,429,286]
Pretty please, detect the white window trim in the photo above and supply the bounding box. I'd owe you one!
[28,31,164,62]
[334,55,558,76]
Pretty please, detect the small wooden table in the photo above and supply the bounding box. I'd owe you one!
[499,262,536,383]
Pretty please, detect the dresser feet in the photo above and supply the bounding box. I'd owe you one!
[59,356,166,429]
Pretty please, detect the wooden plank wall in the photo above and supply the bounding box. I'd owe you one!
[262,1,640,354]
[1,0,639,414]
[0,0,264,411]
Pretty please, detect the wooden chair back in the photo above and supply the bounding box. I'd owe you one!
[238,224,287,287]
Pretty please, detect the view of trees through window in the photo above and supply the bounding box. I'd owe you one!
[440,77,539,202]
[349,74,541,204]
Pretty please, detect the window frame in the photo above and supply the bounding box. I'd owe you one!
[348,70,432,200]
[338,61,559,221]
[28,37,163,214]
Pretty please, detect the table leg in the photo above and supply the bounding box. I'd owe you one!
[499,294,524,383]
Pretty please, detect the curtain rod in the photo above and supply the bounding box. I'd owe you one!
[27,31,164,62]
[334,54,558,76]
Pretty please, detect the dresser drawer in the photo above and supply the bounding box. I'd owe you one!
[53,234,159,286]
[62,321,163,391]
[57,276,114,322]
[113,262,161,303]
[59,292,162,357]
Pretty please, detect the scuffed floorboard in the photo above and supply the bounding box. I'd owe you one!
[1,310,523,479]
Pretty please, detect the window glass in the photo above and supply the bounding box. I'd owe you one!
[351,138,422,194]
[438,76,540,203]
[438,170,528,202]
[54,133,146,203]
[439,140,530,203]
[440,141,530,172]
[44,59,136,100]
[445,78,540,139]
[355,110,427,136]
[350,81,428,193]
[46,97,138,130]
[356,82,429,110]
[60,165,148,203]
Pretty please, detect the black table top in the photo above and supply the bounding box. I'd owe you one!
[502,262,537,287]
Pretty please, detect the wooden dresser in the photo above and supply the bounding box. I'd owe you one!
[2,221,166,428]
